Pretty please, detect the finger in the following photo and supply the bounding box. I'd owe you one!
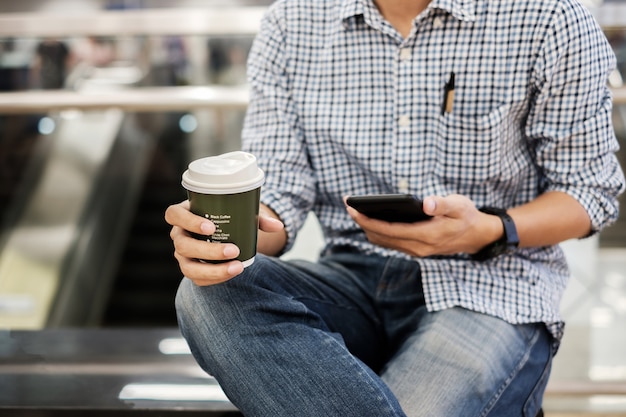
[422,196,437,216]
[347,203,410,232]
[423,195,471,218]
[363,229,431,257]
[175,253,244,286]
[165,200,216,236]
[172,227,240,262]
[424,195,452,217]
[346,204,384,225]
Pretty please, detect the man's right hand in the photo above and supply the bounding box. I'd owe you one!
[164,200,286,286]
[165,200,244,286]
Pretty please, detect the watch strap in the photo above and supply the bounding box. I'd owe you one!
[471,207,519,261]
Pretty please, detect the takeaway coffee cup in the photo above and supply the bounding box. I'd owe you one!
[182,151,265,267]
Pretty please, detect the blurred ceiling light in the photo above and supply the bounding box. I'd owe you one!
[590,307,614,328]
[590,366,626,381]
[38,117,56,135]
[589,395,626,407]
[179,113,198,133]
[119,383,229,402]
[0,295,35,315]
[60,109,83,120]
[158,337,191,355]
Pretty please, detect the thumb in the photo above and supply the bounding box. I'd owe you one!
[422,196,442,216]
[259,213,284,233]
[423,194,474,219]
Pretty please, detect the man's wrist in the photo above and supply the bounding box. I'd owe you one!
[479,212,505,250]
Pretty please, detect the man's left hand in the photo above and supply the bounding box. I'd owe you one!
[346,194,502,257]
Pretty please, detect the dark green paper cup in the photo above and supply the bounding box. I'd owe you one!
[182,151,265,267]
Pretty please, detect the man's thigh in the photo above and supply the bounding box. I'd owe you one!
[381,307,552,417]
[177,253,391,369]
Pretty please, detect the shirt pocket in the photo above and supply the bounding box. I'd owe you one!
[434,104,511,188]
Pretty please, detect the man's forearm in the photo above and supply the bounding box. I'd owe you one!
[508,191,592,247]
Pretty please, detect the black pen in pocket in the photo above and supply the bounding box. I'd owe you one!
[441,72,455,115]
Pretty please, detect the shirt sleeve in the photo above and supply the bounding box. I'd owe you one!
[241,2,316,252]
[525,0,625,234]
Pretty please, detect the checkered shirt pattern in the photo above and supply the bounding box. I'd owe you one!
[242,0,625,340]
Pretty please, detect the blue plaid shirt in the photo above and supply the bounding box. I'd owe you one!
[242,0,625,340]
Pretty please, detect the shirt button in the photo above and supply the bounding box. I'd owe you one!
[399,48,411,61]
[434,17,444,28]
[397,179,410,193]
[398,115,410,127]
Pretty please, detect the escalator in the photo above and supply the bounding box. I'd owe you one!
[101,111,188,328]
[0,77,241,417]
[0,44,209,328]
[0,107,155,328]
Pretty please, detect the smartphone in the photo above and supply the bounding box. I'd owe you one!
[346,194,432,223]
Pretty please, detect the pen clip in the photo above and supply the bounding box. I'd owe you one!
[442,72,455,115]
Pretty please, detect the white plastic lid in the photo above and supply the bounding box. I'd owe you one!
[182,151,265,194]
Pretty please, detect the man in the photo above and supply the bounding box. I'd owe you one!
[165,0,624,415]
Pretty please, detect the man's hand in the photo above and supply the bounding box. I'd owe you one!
[165,200,285,286]
[345,194,502,258]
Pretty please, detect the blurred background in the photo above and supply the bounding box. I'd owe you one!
[0,0,625,415]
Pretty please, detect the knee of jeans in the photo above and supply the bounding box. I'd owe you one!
[175,277,242,355]
[175,255,284,340]
[174,258,271,329]
[175,278,227,331]
[174,279,228,374]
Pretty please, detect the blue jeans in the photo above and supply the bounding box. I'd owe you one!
[176,252,554,417]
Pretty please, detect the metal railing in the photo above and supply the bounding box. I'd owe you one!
[0,85,250,113]
[0,3,622,37]
[0,7,267,37]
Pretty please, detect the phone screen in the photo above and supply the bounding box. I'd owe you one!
[346,194,432,223]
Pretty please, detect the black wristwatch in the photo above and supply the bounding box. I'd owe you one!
[471,207,519,261]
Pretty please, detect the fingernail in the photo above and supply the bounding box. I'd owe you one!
[223,244,239,258]
[268,217,284,226]
[227,262,243,275]
[200,222,214,234]
[424,198,436,213]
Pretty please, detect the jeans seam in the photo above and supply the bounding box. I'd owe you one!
[522,340,554,417]
[479,326,542,417]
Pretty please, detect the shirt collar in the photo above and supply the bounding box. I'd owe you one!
[339,0,363,22]
[340,0,476,26]
[431,0,476,22]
